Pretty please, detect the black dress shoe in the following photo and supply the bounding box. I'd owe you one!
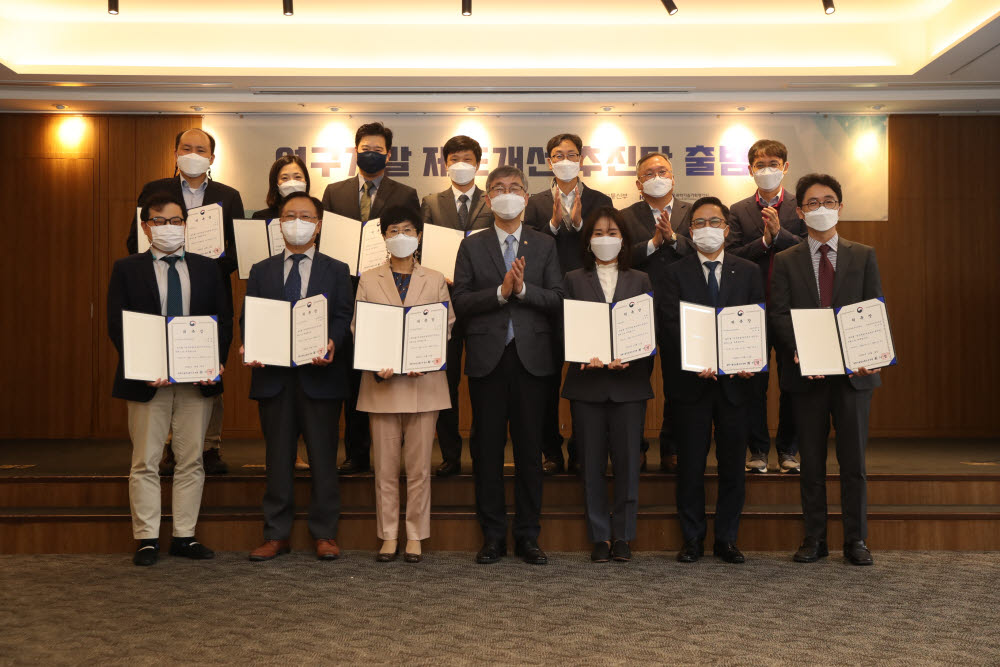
[844,540,874,566]
[542,458,564,475]
[158,448,175,476]
[639,453,647,472]
[515,539,548,565]
[793,537,830,563]
[202,448,228,475]
[611,540,632,562]
[133,540,159,566]
[591,541,611,562]
[660,454,678,474]
[676,539,703,563]
[338,458,370,474]
[435,460,461,477]
[475,540,506,564]
[567,459,580,475]
[403,551,422,563]
[713,541,745,563]
[169,537,215,559]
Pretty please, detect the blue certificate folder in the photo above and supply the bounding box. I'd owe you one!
[564,291,657,365]
[166,316,222,383]
[353,300,450,374]
[679,302,767,375]
[714,303,768,375]
[121,310,220,384]
[833,296,898,374]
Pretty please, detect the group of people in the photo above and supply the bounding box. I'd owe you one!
[107,122,885,569]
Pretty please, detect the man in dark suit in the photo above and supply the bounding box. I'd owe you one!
[770,173,884,567]
[420,135,494,477]
[621,152,695,473]
[321,121,420,475]
[242,193,355,562]
[523,132,614,475]
[726,139,807,475]
[107,192,233,566]
[659,197,764,564]
[125,128,245,476]
[453,165,564,565]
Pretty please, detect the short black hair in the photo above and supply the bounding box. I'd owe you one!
[266,155,311,211]
[442,135,482,164]
[546,133,582,156]
[279,192,323,219]
[795,173,843,205]
[355,122,393,151]
[690,196,731,221]
[174,128,216,154]
[747,139,787,165]
[141,191,186,222]
[379,206,423,235]
[580,206,633,272]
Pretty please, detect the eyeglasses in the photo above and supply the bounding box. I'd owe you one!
[801,199,840,212]
[488,184,526,196]
[550,152,580,161]
[690,217,726,229]
[279,214,320,222]
[638,169,671,182]
[385,226,417,237]
[146,216,185,226]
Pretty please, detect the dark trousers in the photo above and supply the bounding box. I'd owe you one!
[573,399,643,543]
[541,364,566,464]
[793,377,871,543]
[748,342,798,458]
[674,384,748,544]
[341,337,371,465]
[468,344,546,543]
[435,332,464,463]
[258,379,342,540]
[658,352,677,458]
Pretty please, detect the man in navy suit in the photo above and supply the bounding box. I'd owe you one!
[241,192,355,562]
[659,197,765,565]
[125,128,245,476]
[107,192,233,566]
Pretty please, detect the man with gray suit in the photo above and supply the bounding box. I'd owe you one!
[453,165,564,565]
[770,173,884,567]
[321,122,420,474]
[421,135,494,477]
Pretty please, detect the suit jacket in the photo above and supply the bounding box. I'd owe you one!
[452,225,565,378]
[769,237,884,393]
[241,251,354,401]
[251,206,281,220]
[523,182,614,274]
[560,268,655,403]
[352,263,455,413]
[126,176,245,279]
[420,185,493,232]
[321,175,420,221]
[107,251,233,402]
[621,198,695,289]
[725,192,807,284]
[659,252,765,406]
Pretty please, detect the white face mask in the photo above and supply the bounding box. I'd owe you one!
[803,207,839,232]
[385,233,419,259]
[176,152,210,177]
[590,236,622,262]
[691,226,726,254]
[753,167,784,191]
[150,225,186,253]
[490,193,527,220]
[281,218,317,246]
[551,159,581,181]
[642,176,673,198]
[278,179,307,197]
[447,162,476,186]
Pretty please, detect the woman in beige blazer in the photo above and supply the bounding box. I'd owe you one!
[353,206,455,563]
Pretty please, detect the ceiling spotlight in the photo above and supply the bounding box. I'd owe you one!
[190,106,205,112]
[329,106,340,112]
[466,106,478,112]
[601,106,614,112]
[870,104,885,111]
[462,0,471,16]
[822,0,835,14]
[283,0,293,16]
[54,104,68,110]
[736,106,747,111]
[108,0,118,14]
[660,0,678,15]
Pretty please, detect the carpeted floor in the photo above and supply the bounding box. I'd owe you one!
[1,551,998,665]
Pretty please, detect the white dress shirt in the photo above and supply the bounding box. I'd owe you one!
[495,224,527,303]
[452,184,475,212]
[180,175,208,210]
[549,181,581,235]
[282,246,316,300]
[596,261,619,303]
[696,249,725,287]
[646,198,677,256]
[150,247,191,316]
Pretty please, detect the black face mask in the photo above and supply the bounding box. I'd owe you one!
[356,151,388,174]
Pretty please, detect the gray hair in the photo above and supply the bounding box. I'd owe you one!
[486,165,528,191]
[635,152,672,178]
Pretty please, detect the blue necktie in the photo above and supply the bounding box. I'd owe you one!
[704,261,720,307]
[161,256,183,317]
[284,254,306,302]
[503,234,517,345]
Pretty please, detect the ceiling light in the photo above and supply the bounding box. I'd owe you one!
[870,104,885,110]
[466,106,478,112]
[660,0,678,15]
[190,106,205,111]
[283,0,293,16]
[108,0,118,14]
[601,106,615,112]
[736,106,747,111]
[462,0,471,16]
[53,104,68,110]
[822,0,835,15]
[329,106,340,112]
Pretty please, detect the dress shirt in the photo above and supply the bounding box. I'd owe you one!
[494,223,527,304]
[549,181,580,235]
[755,187,785,249]
[282,246,316,300]
[646,198,678,256]
[149,246,191,316]
[358,172,385,206]
[180,174,208,210]
[596,262,619,303]
[452,184,475,212]
[696,250,725,287]
[807,234,839,301]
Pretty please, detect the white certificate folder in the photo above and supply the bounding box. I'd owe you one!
[122,310,221,383]
[563,292,657,365]
[353,301,449,374]
[680,301,767,375]
[233,218,284,280]
[792,297,897,376]
[243,294,329,367]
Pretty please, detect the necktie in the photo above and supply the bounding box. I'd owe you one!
[704,261,720,307]
[818,244,834,307]
[360,181,374,222]
[458,194,469,229]
[503,234,517,345]
[284,254,306,302]
[161,256,183,317]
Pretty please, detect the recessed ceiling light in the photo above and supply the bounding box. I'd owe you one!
[601,106,614,112]
[736,106,747,111]
[53,104,68,110]
[190,105,205,112]
[870,104,885,110]
[660,0,678,15]
[466,106,478,112]
[822,0,835,14]
[462,0,471,16]
[329,106,340,112]
[283,0,293,16]
[108,0,118,15]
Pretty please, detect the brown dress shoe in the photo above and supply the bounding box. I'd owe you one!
[249,539,290,561]
[315,538,341,561]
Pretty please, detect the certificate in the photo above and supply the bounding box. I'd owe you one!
[135,207,151,254]
[466,228,488,236]
[790,309,845,376]
[267,219,286,256]
[234,219,286,279]
[679,301,767,374]
[292,296,329,366]
[167,315,221,383]
[401,302,449,373]
[122,311,167,381]
[358,219,386,274]
[563,293,656,365]
[420,224,465,282]
[679,301,717,372]
[354,301,449,374]
[319,212,385,276]
[836,298,896,372]
[243,294,328,367]
[185,203,225,259]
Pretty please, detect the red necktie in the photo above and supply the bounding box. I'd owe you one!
[818,244,834,307]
